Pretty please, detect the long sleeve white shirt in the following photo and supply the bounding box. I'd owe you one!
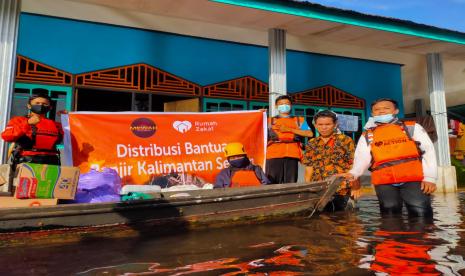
[349,123,438,183]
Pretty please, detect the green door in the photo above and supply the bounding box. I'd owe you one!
[11,83,73,150]
[12,83,73,123]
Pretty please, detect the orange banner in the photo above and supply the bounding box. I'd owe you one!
[63,111,266,185]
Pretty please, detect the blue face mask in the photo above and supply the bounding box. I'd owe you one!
[373,114,395,123]
[277,104,291,114]
[229,157,250,168]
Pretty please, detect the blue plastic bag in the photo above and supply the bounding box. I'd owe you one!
[73,168,121,203]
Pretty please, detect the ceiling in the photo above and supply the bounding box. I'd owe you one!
[65,0,465,60]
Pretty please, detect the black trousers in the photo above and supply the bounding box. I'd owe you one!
[324,194,354,212]
[374,182,433,218]
[265,158,299,184]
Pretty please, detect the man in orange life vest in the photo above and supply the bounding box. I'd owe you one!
[1,92,63,168]
[343,98,437,217]
[214,142,269,188]
[266,95,313,184]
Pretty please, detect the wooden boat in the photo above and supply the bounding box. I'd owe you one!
[0,177,342,247]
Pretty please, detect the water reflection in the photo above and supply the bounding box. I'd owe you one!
[2,193,465,275]
[78,245,308,275]
[358,193,465,275]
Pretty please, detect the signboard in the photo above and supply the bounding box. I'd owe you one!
[337,114,359,132]
[63,111,266,185]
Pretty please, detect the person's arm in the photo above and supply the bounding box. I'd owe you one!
[279,119,314,138]
[1,117,30,142]
[304,166,314,182]
[55,122,64,144]
[413,123,437,194]
[214,170,230,188]
[255,166,271,185]
[347,136,372,179]
[344,137,361,199]
[303,141,315,182]
[292,128,314,138]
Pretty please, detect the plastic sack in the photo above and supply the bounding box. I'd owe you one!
[120,185,161,195]
[151,172,210,188]
[73,168,121,203]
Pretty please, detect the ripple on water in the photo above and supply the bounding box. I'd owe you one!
[2,193,465,275]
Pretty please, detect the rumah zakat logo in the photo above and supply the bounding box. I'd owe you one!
[173,121,192,133]
[130,118,157,138]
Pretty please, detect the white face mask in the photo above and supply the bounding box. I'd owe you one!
[373,114,395,123]
[277,104,291,113]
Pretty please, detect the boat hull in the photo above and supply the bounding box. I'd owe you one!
[0,181,333,247]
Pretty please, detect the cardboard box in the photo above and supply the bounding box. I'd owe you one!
[0,164,12,193]
[14,163,80,200]
[0,197,58,208]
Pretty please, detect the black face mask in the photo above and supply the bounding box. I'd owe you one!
[29,104,49,115]
[229,157,250,168]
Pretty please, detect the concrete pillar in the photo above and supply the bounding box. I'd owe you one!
[427,53,457,192]
[0,0,21,163]
[268,28,286,117]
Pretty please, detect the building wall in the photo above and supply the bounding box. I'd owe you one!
[16,13,404,115]
[20,0,465,114]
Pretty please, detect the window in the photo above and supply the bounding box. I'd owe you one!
[249,101,269,111]
[203,98,247,112]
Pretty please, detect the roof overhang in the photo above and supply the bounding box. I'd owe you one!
[61,0,465,60]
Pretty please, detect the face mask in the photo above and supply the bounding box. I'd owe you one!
[30,104,49,115]
[229,157,250,168]
[373,114,395,123]
[277,104,291,114]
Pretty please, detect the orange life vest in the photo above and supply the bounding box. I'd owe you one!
[230,169,261,188]
[366,121,423,185]
[13,117,61,156]
[267,116,304,160]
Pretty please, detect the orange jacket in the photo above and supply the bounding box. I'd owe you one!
[230,170,261,188]
[267,116,304,160]
[366,121,423,185]
[1,116,63,156]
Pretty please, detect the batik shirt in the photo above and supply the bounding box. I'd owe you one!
[303,133,355,195]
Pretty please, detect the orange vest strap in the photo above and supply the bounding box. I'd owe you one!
[369,157,422,172]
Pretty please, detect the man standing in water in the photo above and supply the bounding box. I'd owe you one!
[304,110,360,211]
[343,98,437,217]
[266,95,313,184]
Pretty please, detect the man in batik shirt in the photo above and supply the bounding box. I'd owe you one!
[303,110,360,211]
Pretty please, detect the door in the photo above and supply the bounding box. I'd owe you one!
[11,83,73,151]
[12,83,73,123]
[164,98,200,112]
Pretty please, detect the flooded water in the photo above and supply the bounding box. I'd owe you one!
[2,193,465,275]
